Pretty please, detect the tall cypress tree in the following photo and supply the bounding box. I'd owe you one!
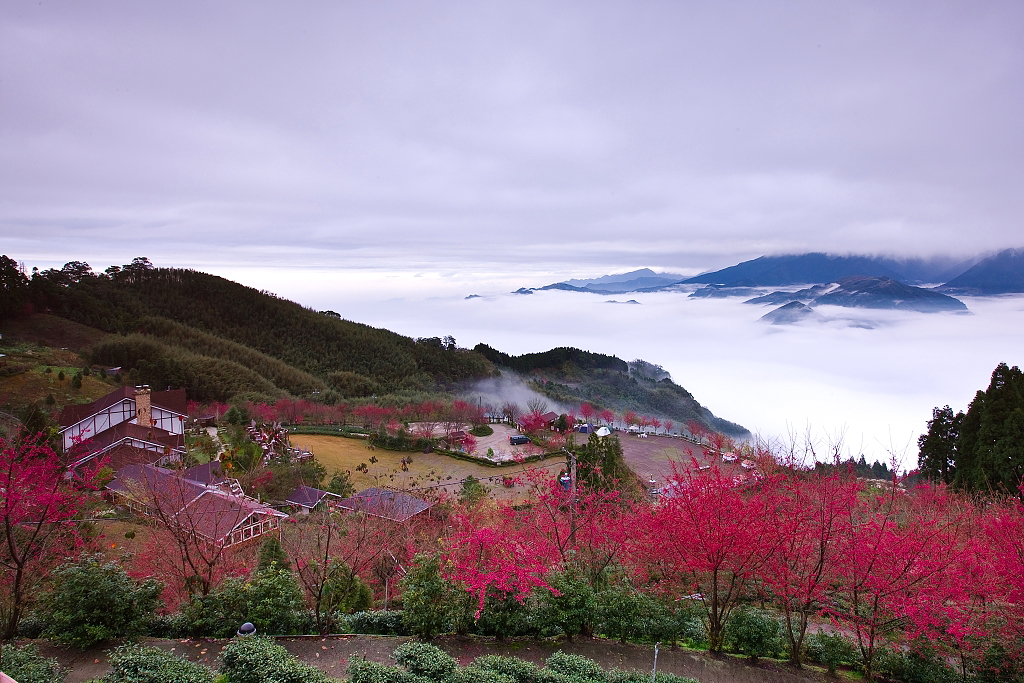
[923,363,1024,496]
[917,405,962,485]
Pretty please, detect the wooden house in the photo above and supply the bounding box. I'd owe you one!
[59,386,187,470]
[107,463,285,548]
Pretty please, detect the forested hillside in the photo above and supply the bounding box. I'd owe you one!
[1,256,493,402]
[475,343,748,437]
[474,344,628,374]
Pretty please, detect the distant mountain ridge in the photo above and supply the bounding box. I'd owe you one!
[683,253,964,287]
[520,250,1024,296]
[939,249,1024,295]
[754,276,968,323]
[814,276,968,312]
[562,268,687,287]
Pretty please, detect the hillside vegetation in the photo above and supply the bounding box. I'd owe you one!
[475,344,748,436]
[2,257,493,403]
[1,256,745,435]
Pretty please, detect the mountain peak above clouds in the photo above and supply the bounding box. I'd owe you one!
[814,276,968,312]
[526,269,688,295]
[684,254,937,290]
[562,268,685,287]
[761,301,823,325]
[939,248,1024,295]
[750,276,967,315]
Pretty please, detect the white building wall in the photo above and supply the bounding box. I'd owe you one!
[61,399,134,450]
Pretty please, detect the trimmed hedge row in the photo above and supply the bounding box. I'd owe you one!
[348,643,699,683]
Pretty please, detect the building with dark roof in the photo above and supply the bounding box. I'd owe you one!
[285,485,343,513]
[59,385,187,451]
[59,385,187,470]
[108,463,285,548]
[335,487,433,522]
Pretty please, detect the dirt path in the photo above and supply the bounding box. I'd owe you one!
[27,635,830,683]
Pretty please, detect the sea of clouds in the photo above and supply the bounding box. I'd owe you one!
[219,266,1024,468]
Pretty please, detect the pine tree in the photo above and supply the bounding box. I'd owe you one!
[257,537,291,572]
[918,406,961,484]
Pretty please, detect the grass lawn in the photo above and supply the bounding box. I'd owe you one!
[0,347,121,410]
[92,518,156,560]
[290,434,566,502]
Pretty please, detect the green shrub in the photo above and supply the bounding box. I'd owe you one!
[0,643,69,683]
[544,651,604,681]
[723,606,784,662]
[448,667,516,683]
[670,612,707,649]
[40,555,163,647]
[179,567,304,637]
[319,559,373,617]
[805,631,859,675]
[400,554,461,638]
[458,475,489,505]
[595,585,687,645]
[367,428,433,452]
[392,642,457,679]
[473,589,536,640]
[346,658,419,683]
[606,672,697,683]
[469,425,494,437]
[219,636,331,683]
[326,469,355,497]
[143,612,180,638]
[17,612,46,638]
[473,655,542,683]
[535,572,596,640]
[874,645,958,683]
[103,644,213,683]
[348,610,407,635]
[970,642,1024,683]
[257,539,292,572]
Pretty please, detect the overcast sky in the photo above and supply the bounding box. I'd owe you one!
[3,1,1024,280]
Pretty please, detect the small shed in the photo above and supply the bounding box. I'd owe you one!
[285,485,343,513]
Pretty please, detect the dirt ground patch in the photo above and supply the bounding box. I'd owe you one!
[28,635,832,683]
[290,434,567,502]
[617,434,753,490]
[467,423,535,462]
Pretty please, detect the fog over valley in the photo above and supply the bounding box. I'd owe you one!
[213,265,1021,467]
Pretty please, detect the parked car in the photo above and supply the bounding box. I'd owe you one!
[509,435,531,446]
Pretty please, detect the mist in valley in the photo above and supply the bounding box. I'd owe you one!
[258,269,1024,467]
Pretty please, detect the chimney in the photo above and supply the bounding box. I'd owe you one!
[135,385,152,427]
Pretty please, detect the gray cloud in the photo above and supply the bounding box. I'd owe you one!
[3,1,1024,274]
